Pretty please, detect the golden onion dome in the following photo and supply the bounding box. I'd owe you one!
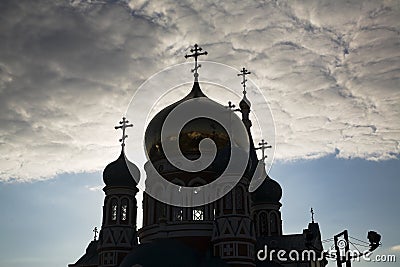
[144,82,246,182]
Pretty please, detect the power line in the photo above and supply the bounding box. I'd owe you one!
[348,239,362,254]
[349,236,369,245]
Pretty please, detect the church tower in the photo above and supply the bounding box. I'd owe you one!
[97,118,140,267]
[251,163,283,237]
[211,68,257,267]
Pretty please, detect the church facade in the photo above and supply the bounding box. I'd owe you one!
[69,45,327,267]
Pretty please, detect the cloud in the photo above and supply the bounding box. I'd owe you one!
[0,0,399,182]
[85,185,103,192]
[391,245,400,252]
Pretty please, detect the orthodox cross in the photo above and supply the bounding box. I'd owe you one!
[225,101,239,133]
[311,207,315,223]
[93,227,98,241]
[223,244,234,256]
[255,139,272,161]
[237,67,251,95]
[225,101,241,113]
[184,44,208,79]
[114,117,133,147]
[226,101,236,110]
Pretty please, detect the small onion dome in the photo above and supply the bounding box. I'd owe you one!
[239,95,251,110]
[103,149,140,187]
[251,174,282,204]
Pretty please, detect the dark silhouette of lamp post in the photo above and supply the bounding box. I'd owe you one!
[334,230,351,267]
[333,230,381,267]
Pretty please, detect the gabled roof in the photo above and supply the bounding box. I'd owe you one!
[68,240,98,267]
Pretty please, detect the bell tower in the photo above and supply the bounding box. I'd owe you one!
[97,117,140,267]
[211,68,257,267]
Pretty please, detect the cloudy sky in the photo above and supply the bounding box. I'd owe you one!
[0,0,399,267]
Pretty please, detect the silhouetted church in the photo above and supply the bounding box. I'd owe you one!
[69,45,327,267]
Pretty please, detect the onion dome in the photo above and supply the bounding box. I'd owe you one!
[251,167,282,204]
[145,82,230,160]
[103,149,140,187]
[144,81,244,182]
[239,94,251,110]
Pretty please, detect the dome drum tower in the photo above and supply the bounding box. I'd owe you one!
[97,119,140,267]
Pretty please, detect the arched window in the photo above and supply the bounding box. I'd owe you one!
[154,201,165,223]
[259,212,268,236]
[223,191,233,213]
[146,196,154,226]
[171,178,185,220]
[235,186,244,214]
[270,212,278,235]
[110,199,118,223]
[121,198,129,223]
[173,207,183,221]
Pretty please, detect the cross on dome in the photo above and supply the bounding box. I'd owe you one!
[255,139,272,162]
[93,227,98,241]
[226,101,236,110]
[237,67,251,96]
[184,44,208,81]
[114,117,133,148]
[225,101,241,113]
[311,207,315,223]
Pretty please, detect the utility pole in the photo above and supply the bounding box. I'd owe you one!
[334,230,351,267]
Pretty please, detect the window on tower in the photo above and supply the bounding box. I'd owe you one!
[154,201,165,223]
[270,212,278,235]
[235,186,245,214]
[111,199,118,222]
[260,212,268,236]
[192,207,204,220]
[223,190,233,214]
[173,207,183,221]
[121,198,128,222]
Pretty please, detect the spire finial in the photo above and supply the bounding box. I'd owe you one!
[93,227,98,241]
[237,67,251,96]
[114,117,133,148]
[311,207,315,223]
[184,44,208,81]
[255,139,272,162]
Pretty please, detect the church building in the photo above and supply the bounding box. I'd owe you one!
[69,44,327,267]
